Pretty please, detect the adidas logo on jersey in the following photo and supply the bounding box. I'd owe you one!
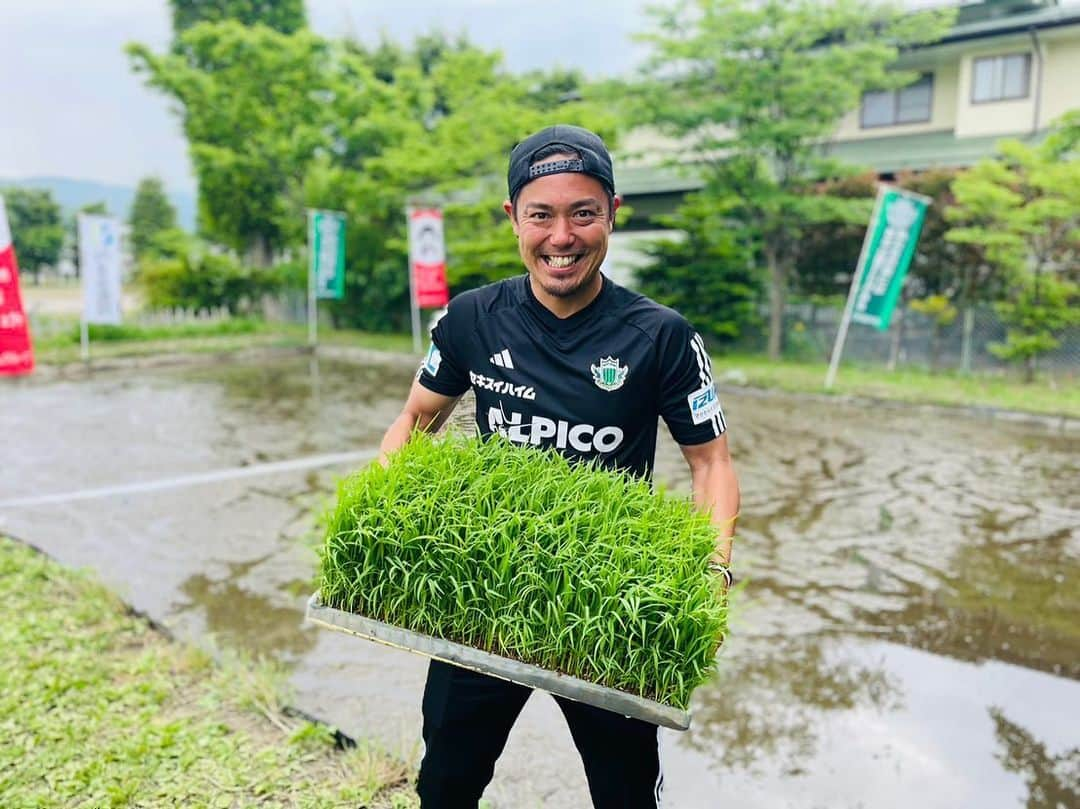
[489,348,514,369]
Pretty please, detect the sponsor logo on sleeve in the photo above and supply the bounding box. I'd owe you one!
[422,342,442,376]
[687,383,722,425]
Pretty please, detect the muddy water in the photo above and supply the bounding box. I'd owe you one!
[2,355,1077,808]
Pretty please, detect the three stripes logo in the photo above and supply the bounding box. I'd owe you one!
[489,348,514,369]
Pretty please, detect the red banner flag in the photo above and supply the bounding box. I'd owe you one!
[408,208,450,309]
[0,196,34,376]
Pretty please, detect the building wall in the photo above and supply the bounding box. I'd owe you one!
[831,24,1080,143]
[1041,32,1080,125]
[954,37,1039,137]
[833,62,959,141]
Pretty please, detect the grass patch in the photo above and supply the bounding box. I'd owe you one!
[319,433,728,709]
[0,536,418,809]
[716,353,1080,418]
[28,317,417,367]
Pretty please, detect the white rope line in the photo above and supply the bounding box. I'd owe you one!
[0,450,377,509]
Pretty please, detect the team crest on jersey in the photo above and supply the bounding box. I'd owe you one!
[590,356,629,391]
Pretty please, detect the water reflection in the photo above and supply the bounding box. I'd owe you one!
[4,357,1079,808]
[177,561,318,660]
[877,531,1080,678]
[687,637,901,774]
[991,707,1080,808]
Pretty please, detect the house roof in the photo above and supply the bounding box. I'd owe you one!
[938,1,1080,45]
[615,164,704,196]
[823,128,1048,173]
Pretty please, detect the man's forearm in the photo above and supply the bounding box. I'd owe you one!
[690,460,740,566]
[378,412,421,465]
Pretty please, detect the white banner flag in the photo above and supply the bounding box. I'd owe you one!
[78,214,123,325]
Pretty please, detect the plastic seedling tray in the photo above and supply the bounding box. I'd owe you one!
[306,593,691,731]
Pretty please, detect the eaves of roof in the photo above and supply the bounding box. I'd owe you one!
[822,128,1048,173]
[936,4,1080,45]
[616,164,705,196]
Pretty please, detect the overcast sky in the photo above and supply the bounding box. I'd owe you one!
[0,1,652,193]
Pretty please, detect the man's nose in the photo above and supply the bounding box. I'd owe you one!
[548,216,575,246]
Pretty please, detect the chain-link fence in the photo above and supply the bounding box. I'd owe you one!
[778,302,1079,376]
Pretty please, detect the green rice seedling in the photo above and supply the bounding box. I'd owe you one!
[317,433,728,709]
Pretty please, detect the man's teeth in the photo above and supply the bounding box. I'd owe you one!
[545,255,578,268]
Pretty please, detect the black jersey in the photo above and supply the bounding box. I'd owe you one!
[417,274,726,479]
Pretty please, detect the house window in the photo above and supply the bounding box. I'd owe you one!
[860,74,933,128]
[971,54,1031,103]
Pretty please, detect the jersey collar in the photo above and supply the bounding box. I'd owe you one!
[521,273,612,332]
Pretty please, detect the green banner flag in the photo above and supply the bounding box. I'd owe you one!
[851,188,929,331]
[309,209,346,300]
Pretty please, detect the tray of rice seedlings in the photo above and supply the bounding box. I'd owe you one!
[308,433,729,731]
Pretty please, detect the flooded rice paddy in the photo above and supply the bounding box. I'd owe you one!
[2,352,1077,808]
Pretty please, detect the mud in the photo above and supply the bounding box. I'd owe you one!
[2,354,1077,808]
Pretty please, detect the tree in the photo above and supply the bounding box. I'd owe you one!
[170,0,305,38]
[129,177,178,260]
[990,708,1080,809]
[947,114,1080,382]
[635,191,761,346]
[635,0,954,358]
[298,40,616,330]
[793,172,877,302]
[129,23,333,265]
[130,17,615,328]
[908,294,957,371]
[0,187,64,282]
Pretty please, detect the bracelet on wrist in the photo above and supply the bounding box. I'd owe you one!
[707,561,734,588]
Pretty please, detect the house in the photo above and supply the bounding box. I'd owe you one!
[614,0,1080,229]
[827,0,1080,175]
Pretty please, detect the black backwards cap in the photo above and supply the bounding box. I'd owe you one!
[507,125,615,201]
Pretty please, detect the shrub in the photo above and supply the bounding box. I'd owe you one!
[138,247,277,314]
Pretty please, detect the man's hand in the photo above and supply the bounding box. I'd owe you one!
[379,377,461,465]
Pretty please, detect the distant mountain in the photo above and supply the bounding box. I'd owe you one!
[0,176,196,231]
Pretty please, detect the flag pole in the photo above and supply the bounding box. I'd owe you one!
[307,209,317,349]
[825,185,886,390]
[407,207,422,354]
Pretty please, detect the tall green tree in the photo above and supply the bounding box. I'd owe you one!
[635,0,954,357]
[300,40,616,329]
[0,187,64,282]
[128,177,179,260]
[947,115,1080,382]
[130,18,614,328]
[636,192,761,346]
[129,23,332,265]
[170,0,305,38]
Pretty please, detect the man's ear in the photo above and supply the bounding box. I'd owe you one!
[610,195,622,228]
[503,200,519,235]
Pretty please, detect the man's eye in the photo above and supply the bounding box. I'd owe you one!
[574,210,599,220]
[528,212,550,221]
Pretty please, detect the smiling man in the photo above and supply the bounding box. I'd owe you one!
[379,124,739,808]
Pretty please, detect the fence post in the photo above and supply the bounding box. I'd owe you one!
[960,306,974,374]
[887,304,906,371]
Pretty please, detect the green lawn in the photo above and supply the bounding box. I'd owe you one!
[0,536,418,809]
[714,353,1078,418]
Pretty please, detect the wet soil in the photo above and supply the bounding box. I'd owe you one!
[2,354,1077,808]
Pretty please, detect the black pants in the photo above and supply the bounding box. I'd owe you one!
[416,660,664,808]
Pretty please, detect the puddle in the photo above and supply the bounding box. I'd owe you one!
[2,355,1077,808]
